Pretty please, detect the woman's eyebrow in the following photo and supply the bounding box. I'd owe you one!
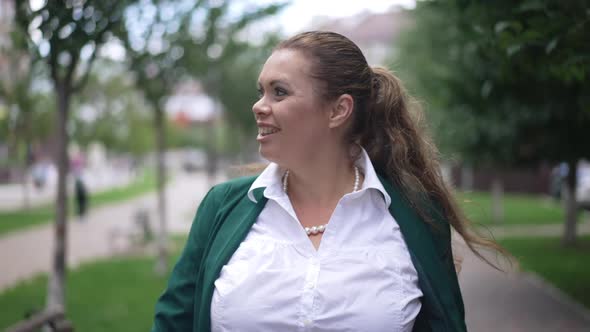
[258,79,291,87]
[270,79,286,86]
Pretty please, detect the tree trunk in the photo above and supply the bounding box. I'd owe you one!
[154,106,168,276]
[46,82,70,310]
[20,166,30,210]
[491,176,504,224]
[21,113,33,210]
[461,164,474,191]
[205,121,217,187]
[562,159,578,246]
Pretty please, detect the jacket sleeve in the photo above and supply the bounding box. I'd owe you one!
[151,185,225,331]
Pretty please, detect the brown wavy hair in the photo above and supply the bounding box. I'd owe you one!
[276,31,508,268]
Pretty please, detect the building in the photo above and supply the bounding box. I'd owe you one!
[309,8,411,66]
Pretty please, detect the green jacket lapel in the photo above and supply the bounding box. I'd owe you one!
[378,174,466,332]
[197,188,268,331]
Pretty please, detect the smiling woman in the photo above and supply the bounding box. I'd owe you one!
[151,31,505,332]
[253,48,336,169]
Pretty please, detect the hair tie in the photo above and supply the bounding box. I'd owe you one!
[370,69,381,103]
[371,69,380,92]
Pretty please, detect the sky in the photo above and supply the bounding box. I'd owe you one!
[271,0,415,34]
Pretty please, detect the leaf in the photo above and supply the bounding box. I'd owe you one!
[494,21,512,34]
[545,37,559,54]
[507,44,522,56]
[481,80,493,98]
[517,0,546,13]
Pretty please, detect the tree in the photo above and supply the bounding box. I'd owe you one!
[14,0,138,310]
[212,34,282,162]
[175,0,285,175]
[465,0,590,245]
[72,60,153,156]
[0,19,38,209]
[395,0,590,244]
[117,0,285,274]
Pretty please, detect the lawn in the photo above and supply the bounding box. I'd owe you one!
[0,236,187,331]
[457,191,565,226]
[0,170,157,236]
[500,235,590,308]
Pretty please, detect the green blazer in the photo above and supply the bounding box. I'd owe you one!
[151,175,466,332]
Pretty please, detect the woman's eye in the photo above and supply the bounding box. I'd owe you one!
[275,87,287,96]
[256,88,263,98]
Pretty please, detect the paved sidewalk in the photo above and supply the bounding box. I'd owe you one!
[0,171,221,291]
[459,244,590,331]
[461,221,590,331]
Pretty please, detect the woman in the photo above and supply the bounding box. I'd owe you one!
[152,31,502,331]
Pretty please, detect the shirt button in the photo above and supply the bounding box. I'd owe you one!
[303,319,312,326]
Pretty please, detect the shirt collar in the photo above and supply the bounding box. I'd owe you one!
[355,148,392,207]
[247,148,391,207]
[247,162,285,203]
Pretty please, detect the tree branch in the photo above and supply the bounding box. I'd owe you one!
[72,46,99,93]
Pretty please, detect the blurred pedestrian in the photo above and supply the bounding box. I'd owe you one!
[74,175,88,221]
[152,31,506,332]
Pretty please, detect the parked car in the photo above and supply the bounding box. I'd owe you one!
[550,161,590,210]
[182,149,207,172]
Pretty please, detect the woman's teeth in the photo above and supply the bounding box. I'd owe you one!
[259,127,280,136]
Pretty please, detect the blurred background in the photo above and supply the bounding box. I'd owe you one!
[0,0,589,331]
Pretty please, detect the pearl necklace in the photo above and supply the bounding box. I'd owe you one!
[283,165,361,236]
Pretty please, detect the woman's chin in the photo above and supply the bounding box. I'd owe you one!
[258,146,271,159]
[259,145,280,163]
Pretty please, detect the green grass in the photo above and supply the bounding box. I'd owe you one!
[0,170,157,236]
[457,191,565,226]
[0,236,187,331]
[500,235,590,308]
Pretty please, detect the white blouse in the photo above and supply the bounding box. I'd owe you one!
[211,150,422,332]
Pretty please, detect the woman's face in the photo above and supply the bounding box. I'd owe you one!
[253,49,331,166]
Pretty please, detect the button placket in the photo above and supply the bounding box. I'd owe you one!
[299,257,321,330]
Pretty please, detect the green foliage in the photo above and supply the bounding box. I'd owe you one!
[215,34,282,136]
[14,0,138,91]
[116,0,285,162]
[72,61,153,156]
[0,88,54,167]
[0,25,52,168]
[174,2,285,134]
[166,121,207,150]
[500,235,590,308]
[395,0,590,166]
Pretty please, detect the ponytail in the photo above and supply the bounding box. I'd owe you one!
[362,66,420,182]
[362,66,510,269]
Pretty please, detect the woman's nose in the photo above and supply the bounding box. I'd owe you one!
[252,98,271,118]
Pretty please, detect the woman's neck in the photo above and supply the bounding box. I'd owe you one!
[284,147,357,206]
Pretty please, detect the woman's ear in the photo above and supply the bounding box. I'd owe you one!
[328,94,354,129]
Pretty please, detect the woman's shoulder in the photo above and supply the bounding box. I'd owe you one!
[210,175,259,196]
[201,175,260,207]
[188,175,261,237]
